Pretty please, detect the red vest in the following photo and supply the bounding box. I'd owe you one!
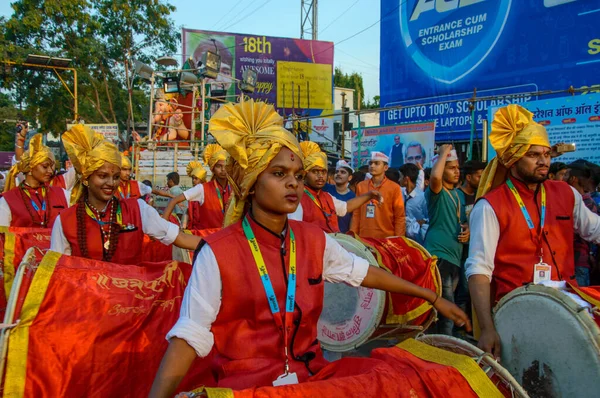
[61,198,145,265]
[117,180,142,200]
[187,201,203,230]
[50,174,66,189]
[204,216,328,389]
[3,186,68,228]
[300,186,340,233]
[485,177,575,303]
[190,180,230,229]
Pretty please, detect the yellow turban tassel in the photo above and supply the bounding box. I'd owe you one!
[4,134,55,192]
[203,143,228,170]
[299,141,328,171]
[121,153,132,169]
[62,124,122,203]
[208,99,303,227]
[186,160,208,182]
[477,104,550,198]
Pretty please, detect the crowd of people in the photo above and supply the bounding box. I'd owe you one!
[1,101,599,395]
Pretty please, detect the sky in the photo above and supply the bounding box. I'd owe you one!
[1,0,381,101]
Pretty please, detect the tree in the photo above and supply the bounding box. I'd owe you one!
[334,67,366,110]
[0,92,20,151]
[0,0,180,139]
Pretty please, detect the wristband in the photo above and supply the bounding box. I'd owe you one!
[431,294,439,306]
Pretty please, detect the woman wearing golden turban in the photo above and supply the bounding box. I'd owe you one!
[466,104,600,357]
[161,144,231,229]
[49,125,201,264]
[0,134,70,228]
[150,100,470,397]
[288,141,382,233]
[116,153,172,200]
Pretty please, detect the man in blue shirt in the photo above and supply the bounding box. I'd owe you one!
[399,163,428,244]
[324,160,355,233]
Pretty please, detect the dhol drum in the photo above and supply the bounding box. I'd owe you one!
[493,284,600,398]
[317,234,441,352]
[416,334,529,398]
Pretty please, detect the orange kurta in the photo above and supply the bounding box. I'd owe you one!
[350,177,405,238]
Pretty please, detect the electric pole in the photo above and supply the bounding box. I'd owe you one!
[301,0,318,40]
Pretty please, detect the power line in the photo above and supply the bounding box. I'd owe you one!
[211,0,247,30]
[221,0,273,32]
[217,0,256,31]
[319,0,361,34]
[336,48,377,68]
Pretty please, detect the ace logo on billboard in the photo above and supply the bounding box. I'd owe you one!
[400,0,512,84]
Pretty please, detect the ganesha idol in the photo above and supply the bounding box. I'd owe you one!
[152,89,190,142]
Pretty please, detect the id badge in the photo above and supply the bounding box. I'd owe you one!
[533,262,552,284]
[366,203,376,218]
[273,372,299,386]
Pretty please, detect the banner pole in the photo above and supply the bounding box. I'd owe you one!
[468,88,477,161]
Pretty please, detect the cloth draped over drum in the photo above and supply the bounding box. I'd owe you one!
[358,236,440,324]
[208,100,302,227]
[0,226,51,320]
[62,125,122,203]
[2,252,212,397]
[4,134,55,192]
[477,104,550,198]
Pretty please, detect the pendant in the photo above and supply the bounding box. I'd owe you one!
[104,241,110,250]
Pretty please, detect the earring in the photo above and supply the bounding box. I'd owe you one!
[83,180,89,187]
[248,189,255,195]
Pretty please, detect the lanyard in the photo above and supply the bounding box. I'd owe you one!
[214,180,229,214]
[242,215,296,374]
[118,182,130,199]
[303,189,332,217]
[506,179,546,258]
[22,186,47,224]
[443,187,461,225]
[85,202,123,227]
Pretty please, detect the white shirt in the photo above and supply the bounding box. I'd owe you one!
[166,232,370,357]
[288,195,348,221]
[0,188,71,227]
[183,183,205,205]
[60,168,77,191]
[465,186,600,281]
[49,199,179,254]
[137,181,152,197]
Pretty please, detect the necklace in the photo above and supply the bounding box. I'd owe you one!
[85,199,119,252]
[18,183,49,227]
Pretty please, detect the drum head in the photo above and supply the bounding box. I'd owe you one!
[494,284,600,398]
[317,234,385,352]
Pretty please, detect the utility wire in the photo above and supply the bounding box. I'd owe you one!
[319,0,361,34]
[217,0,255,31]
[221,0,273,32]
[211,0,247,30]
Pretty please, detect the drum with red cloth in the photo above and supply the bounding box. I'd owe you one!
[493,283,600,398]
[317,234,441,352]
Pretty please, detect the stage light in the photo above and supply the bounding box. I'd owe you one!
[240,69,258,93]
[133,60,154,80]
[199,51,221,79]
[163,75,179,94]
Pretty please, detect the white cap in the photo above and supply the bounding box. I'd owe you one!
[336,159,354,173]
[447,149,458,162]
[370,151,389,163]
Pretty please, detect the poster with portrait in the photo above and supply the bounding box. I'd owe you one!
[351,122,436,169]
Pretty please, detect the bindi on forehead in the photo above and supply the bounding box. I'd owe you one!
[290,153,295,161]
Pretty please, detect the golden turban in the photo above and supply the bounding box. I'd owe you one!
[4,134,55,192]
[477,104,550,198]
[186,160,207,182]
[121,153,132,169]
[62,124,122,203]
[203,143,228,170]
[299,141,327,171]
[209,99,302,227]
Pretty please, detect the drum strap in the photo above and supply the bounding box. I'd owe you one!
[506,179,546,260]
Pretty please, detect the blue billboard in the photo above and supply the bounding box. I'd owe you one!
[380,0,600,140]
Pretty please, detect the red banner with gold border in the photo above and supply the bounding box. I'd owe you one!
[3,252,212,397]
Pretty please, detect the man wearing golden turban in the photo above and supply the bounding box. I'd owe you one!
[49,125,201,264]
[288,141,382,233]
[0,134,70,228]
[116,153,172,200]
[465,104,600,357]
[151,100,470,397]
[162,144,231,229]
